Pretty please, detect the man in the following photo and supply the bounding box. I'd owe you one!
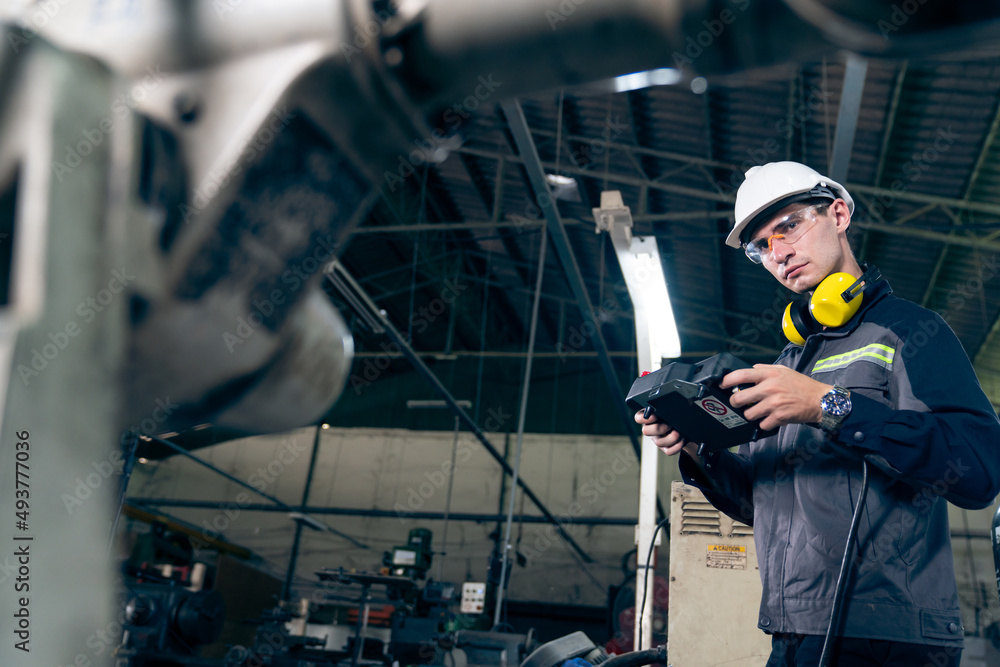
[636,161,1000,666]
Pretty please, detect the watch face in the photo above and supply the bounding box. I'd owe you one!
[822,392,851,417]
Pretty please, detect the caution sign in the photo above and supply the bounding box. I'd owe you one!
[707,544,747,570]
[696,397,749,430]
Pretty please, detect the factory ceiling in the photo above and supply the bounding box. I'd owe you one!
[156,47,1000,455]
[315,49,1000,439]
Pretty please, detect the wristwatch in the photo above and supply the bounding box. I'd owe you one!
[819,385,852,432]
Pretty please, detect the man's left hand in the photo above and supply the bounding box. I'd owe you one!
[721,365,832,431]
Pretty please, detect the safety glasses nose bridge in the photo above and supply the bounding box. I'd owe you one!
[743,205,823,263]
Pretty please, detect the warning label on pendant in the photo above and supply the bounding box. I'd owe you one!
[707,544,747,570]
[696,397,749,429]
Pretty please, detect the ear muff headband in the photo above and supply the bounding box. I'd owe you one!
[781,266,881,344]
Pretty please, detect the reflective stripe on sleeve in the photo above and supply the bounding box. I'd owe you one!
[812,343,895,373]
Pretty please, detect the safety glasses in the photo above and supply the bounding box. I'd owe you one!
[743,204,825,264]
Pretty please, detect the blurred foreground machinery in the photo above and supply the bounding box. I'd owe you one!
[1,1,1000,666]
[7,0,1000,440]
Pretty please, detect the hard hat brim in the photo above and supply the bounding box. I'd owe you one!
[726,191,832,249]
[726,180,854,249]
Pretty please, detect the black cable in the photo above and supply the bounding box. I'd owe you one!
[637,517,670,650]
[818,459,870,667]
[600,645,667,667]
[620,547,638,578]
[992,503,1000,606]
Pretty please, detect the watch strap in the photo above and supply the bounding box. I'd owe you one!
[819,385,851,432]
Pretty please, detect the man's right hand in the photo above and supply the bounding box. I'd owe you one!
[634,409,692,456]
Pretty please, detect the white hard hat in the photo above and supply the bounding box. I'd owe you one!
[726,161,854,249]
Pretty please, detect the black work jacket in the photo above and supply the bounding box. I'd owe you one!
[680,278,1000,647]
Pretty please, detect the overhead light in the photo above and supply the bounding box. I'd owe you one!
[138,458,149,465]
[612,68,682,94]
[545,173,581,202]
[570,68,684,98]
[594,191,681,366]
[321,423,330,430]
[546,174,575,186]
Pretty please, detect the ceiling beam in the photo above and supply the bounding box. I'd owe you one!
[353,347,739,360]
[828,53,868,183]
[919,244,950,308]
[700,87,730,342]
[844,185,1000,218]
[963,93,1000,203]
[851,219,1000,252]
[350,248,463,288]
[454,148,561,345]
[458,145,732,202]
[918,93,1000,308]
[325,262,596,563]
[350,210,733,235]
[785,70,798,162]
[501,98,662,518]
[354,220,544,234]
[130,499,641,527]
[966,90,1000,381]
[356,349,640,359]
[361,165,490,351]
[458,144,1000,219]
[974,313,1000,370]
[527,126,739,170]
[438,266,774,332]
[873,62,908,192]
[492,155,505,223]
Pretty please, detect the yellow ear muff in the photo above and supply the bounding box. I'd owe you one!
[781,271,873,344]
[809,272,864,328]
[782,302,807,346]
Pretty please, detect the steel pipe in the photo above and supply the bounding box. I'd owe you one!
[128,499,638,526]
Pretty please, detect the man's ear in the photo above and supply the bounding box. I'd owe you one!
[831,199,852,234]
